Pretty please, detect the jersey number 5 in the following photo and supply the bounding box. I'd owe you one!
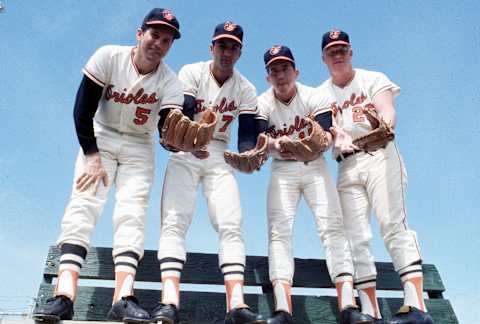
[219,115,234,132]
[134,107,151,125]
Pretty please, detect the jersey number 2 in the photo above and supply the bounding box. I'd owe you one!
[352,106,365,123]
[219,115,234,132]
[134,107,151,125]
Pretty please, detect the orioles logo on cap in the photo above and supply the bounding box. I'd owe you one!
[329,29,341,40]
[224,21,237,31]
[269,45,282,55]
[163,9,174,21]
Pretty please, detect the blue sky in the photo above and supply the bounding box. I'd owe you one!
[0,0,478,322]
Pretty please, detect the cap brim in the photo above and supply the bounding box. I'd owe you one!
[323,41,349,51]
[146,20,181,39]
[266,56,295,67]
[212,34,242,45]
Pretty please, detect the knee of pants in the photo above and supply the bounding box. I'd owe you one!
[269,231,293,246]
[217,224,243,243]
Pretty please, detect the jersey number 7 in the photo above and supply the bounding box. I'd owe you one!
[219,115,234,132]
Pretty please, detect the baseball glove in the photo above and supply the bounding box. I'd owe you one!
[161,109,217,152]
[278,117,329,162]
[224,133,269,173]
[352,108,394,152]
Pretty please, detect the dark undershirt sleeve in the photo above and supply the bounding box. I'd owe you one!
[73,75,103,155]
[157,94,196,136]
[315,111,333,133]
[238,114,257,153]
[256,119,268,135]
[182,94,196,121]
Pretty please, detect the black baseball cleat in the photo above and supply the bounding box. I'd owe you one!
[266,310,295,324]
[107,295,150,323]
[150,303,180,324]
[388,306,433,324]
[224,307,267,324]
[32,295,74,322]
[339,305,375,324]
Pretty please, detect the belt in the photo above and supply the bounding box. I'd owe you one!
[335,149,362,163]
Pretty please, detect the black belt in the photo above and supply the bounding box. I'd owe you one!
[336,149,362,163]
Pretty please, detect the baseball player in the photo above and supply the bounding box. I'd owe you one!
[151,22,266,324]
[320,29,434,324]
[32,8,184,323]
[256,45,373,324]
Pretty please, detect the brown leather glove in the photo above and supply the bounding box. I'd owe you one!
[278,117,329,162]
[353,108,395,152]
[224,133,269,173]
[161,109,217,152]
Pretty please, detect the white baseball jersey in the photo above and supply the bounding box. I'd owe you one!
[82,45,184,136]
[178,61,257,143]
[256,82,331,160]
[322,68,400,140]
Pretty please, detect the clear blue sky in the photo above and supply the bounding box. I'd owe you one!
[1,0,478,322]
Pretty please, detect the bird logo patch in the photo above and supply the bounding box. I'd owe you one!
[269,45,282,55]
[329,29,341,39]
[163,9,174,21]
[224,21,237,31]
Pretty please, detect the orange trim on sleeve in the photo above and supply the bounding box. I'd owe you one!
[82,68,105,87]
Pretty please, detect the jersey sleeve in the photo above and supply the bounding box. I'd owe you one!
[82,45,113,87]
[160,70,184,111]
[178,64,199,97]
[307,85,333,116]
[367,71,401,100]
[255,92,270,121]
[238,81,258,115]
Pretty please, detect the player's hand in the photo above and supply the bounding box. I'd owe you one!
[75,152,109,193]
[330,126,359,153]
[267,136,295,160]
[192,147,210,160]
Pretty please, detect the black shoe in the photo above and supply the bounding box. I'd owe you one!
[389,306,433,324]
[107,296,150,323]
[224,307,267,324]
[151,303,180,324]
[340,305,375,324]
[32,295,74,322]
[266,310,294,324]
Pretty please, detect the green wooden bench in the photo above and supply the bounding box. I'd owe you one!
[35,246,458,323]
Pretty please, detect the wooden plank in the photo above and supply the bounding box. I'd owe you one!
[42,247,445,293]
[37,284,458,324]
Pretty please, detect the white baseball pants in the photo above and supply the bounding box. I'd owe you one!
[57,124,154,258]
[337,141,422,282]
[158,140,245,266]
[268,157,354,283]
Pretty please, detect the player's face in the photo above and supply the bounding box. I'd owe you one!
[322,45,352,75]
[267,61,299,96]
[136,26,175,64]
[210,39,242,72]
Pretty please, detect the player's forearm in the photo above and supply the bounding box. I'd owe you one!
[373,90,397,127]
[314,111,333,147]
[237,114,257,153]
[73,76,103,155]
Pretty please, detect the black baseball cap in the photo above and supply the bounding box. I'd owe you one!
[322,29,350,51]
[264,45,295,68]
[142,8,181,39]
[212,21,243,45]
